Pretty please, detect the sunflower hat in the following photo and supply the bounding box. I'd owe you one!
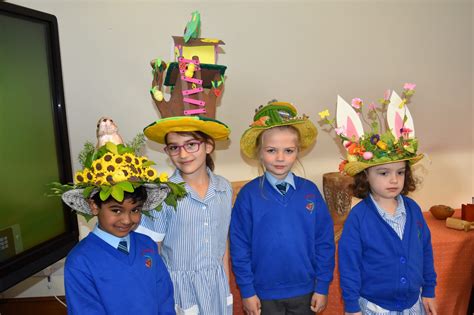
[240,100,318,159]
[49,118,186,219]
[144,11,230,144]
[319,83,423,176]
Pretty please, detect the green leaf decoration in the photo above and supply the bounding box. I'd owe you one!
[45,182,75,197]
[83,186,95,198]
[162,182,187,210]
[77,211,95,222]
[142,160,156,167]
[142,211,153,218]
[154,203,163,212]
[115,181,134,193]
[111,185,124,202]
[78,141,95,168]
[100,186,111,201]
[105,142,118,155]
[93,145,108,161]
[164,194,177,209]
[125,133,145,155]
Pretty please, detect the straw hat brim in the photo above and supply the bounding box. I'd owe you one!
[240,120,318,159]
[344,154,424,176]
[61,183,170,215]
[144,116,230,144]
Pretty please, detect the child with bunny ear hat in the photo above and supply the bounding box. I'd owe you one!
[320,84,437,315]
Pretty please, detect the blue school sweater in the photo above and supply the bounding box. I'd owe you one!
[230,175,335,300]
[338,195,437,312]
[65,231,175,315]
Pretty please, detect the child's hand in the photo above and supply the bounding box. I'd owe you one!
[310,293,327,313]
[344,312,362,315]
[422,297,437,315]
[242,295,261,315]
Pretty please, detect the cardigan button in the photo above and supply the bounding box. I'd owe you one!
[400,277,407,284]
[400,257,406,264]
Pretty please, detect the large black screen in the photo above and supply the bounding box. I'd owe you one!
[0,2,78,292]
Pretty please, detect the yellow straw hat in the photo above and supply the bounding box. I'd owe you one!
[144,116,230,144]
[240,100,317,159]
[343,154,424,177]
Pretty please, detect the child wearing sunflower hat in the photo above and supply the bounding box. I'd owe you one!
[230,100,335,315]
[320,85,437,314]
[51,121,186,315]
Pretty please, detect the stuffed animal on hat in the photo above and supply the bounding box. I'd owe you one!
[96,117,124,148]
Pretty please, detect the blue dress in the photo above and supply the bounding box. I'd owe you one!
[139,169,233,315]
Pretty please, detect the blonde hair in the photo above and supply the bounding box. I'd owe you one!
[255,125,305,192]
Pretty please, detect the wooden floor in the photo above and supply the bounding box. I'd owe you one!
[0,296,67,315]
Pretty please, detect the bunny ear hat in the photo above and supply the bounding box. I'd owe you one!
[320,85,423,176]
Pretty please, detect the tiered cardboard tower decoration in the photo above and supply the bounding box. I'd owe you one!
[149,11,227,120]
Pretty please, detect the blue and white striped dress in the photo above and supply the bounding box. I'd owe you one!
[138,169,233,315]
[359,195,425,315]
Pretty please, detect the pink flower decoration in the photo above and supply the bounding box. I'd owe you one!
[400,127,413,138]
[363,151,373,160]
[383,89,391,100]
[351,98,363,109]
[368,102,377,111]
[403,83,416,91]
[335,127,345,135]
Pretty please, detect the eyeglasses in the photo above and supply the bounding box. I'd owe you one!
[164,141,203,156]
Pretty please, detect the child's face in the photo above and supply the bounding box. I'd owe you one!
[165,132,212,176]
[89,198,143,238]
[366,161,406,201]
[259,128,299,180]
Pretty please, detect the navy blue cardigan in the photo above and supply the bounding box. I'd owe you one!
[338,195,437,312]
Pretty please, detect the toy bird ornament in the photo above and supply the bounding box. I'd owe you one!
[183,11,201,43]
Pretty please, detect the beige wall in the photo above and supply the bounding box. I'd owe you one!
[2,0,472,299]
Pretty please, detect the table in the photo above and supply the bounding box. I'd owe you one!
[230,210,474,314]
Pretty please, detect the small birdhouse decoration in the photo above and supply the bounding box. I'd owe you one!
[149,11,227,120]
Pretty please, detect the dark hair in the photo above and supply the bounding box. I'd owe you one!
[90,185,147,208]
[165,131,216,171]
[351,161,417,199]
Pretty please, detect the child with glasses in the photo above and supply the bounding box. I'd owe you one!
[138,116,234,315]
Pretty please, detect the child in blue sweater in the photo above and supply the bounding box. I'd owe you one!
[322,86,437,314]
[231,100,335,315]
[55,127,186,315]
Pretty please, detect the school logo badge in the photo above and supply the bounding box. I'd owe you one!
[306,200,314,212]
[144,255,153,268]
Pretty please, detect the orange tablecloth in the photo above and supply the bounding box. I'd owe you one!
[230,210,474,315]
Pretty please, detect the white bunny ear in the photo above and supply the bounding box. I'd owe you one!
[387,91,415,138]
[336,95,364,140]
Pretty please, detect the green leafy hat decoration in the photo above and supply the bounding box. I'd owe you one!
[240,100,318,159]
[319,83,423,176]
[49,127,186,219]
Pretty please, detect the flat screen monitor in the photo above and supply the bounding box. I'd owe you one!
[0,2,79,292]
